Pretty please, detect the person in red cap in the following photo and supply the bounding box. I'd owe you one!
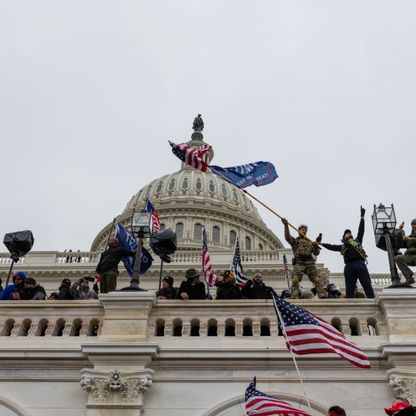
[385,398,415,415]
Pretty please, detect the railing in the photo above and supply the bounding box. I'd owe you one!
[0,298,385,339]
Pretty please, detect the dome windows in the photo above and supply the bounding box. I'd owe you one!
[208,180,215,193]
[181,177,189,192]
[212,226,220,243]
[221,184,228,199]
[175,222,184,241]
[195,178,203,192]
[230,230,237,246]
[194,223,203,241]
[245,236,251,250]
[232,189,240,205]
[168,179,176,193]
[156,181,163,195]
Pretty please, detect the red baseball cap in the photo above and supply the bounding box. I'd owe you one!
[385,401,412,415]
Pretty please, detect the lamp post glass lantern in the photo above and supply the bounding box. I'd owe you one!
[372,203,400,285]
[131,211,152,281]
[131,211,152,239]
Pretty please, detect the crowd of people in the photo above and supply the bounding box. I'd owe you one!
[1,212,415,302]
[281,208,416,299]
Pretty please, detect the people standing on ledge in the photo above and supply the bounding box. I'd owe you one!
[320,206,375,298]
[176,268,206,300]
[95,237,135,294]
[281,218,326,299]
[394,219,416,285]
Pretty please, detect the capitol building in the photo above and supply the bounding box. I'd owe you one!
[0,123,415,416]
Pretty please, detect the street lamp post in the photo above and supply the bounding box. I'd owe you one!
[371,203,401,286]
[131,211,152,282]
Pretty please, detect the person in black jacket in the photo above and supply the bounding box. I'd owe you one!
[320,207,375,298]
[176,269,206,300]
[156,276,177,299]
[95,238,135,293]
[241,273,275,299]
[216,270,242,300]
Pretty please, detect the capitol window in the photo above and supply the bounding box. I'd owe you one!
[232,188,239,204]
[258,243,263,250]
[181,177,189,191]
[221,184,228,198]
[160,223,166,231]
[168,179,176,192]
[156,181,163,194]
[195,178,202,191]
[175,222,184,240]
[229,230,236,246]
[194,223,203,241]
[245,236,251,250]
[212,226,220,243]
[208,180,215,193]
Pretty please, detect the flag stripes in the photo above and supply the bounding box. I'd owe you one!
[245,378,311,416]
[202,227,219,287]
[169,141,211,172]
[230,238,249,287]
[273,296,370,369]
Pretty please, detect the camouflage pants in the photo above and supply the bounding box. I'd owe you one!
[395,254,416,281]
[291,261,325,298]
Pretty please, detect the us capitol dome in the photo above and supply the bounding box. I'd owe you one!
[91,120,284,255]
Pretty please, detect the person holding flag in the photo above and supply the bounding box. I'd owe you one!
[95,237,135,293]
[281,218,326,299]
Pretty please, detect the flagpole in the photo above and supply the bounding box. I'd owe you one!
[205,166,311,242]
[272,297,313,413]
[242,189,311,242]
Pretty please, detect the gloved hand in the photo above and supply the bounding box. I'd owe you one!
[360,206,366,217]
[93,283,99,294]
[316,233,322,243]
[281,218,288,225]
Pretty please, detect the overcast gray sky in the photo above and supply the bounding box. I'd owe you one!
[1,1,415,273]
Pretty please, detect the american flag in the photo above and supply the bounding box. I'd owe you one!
[169,141,211,172]
[230,238,249,287]
[283,254,289,272]
[202,227,219,287]
[145,199,161,233]
[245,377,311,416]
[272,296,371,369]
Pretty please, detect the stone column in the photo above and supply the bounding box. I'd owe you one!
[81,292,159,415]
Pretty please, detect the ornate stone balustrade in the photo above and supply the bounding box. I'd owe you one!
[0,297,389,340]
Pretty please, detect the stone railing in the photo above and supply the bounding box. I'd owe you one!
[0,296,388,340]
[0,300,103,337]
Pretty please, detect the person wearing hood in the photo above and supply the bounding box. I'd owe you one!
[320,206,375,299]
[216,270,242,300]
[156,276,177,299]
[21,277,46,300]
[70,276,98,299]
[176,269,206,300]
[0,272,27,300]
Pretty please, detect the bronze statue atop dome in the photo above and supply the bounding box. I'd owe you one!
[192,114,204,132]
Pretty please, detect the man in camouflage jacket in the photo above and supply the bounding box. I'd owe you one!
[282,218,326,299]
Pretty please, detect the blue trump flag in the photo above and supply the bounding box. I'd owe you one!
[116,224,153,276]
[210,161,278,189]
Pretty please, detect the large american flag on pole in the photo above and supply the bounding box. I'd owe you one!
[245,377,311,416]
[169,141,211,172]
[230,238,249,287]
[145,199,161,233]
[273,296,371,368]
[202,226,219,287]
